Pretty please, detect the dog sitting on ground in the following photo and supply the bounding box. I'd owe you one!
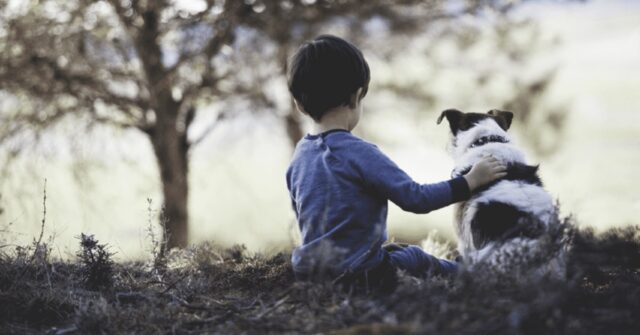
[437,109,566,275]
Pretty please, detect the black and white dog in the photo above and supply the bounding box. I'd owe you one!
[437,109,566,274]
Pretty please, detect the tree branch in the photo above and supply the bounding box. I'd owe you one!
[189,111,225,149]
[106,0,139,38]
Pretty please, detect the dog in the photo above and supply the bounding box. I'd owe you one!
[437,109,566,275]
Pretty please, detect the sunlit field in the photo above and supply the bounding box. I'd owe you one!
[1,0,639,260]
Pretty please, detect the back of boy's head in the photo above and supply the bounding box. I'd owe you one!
[288,35,370,121]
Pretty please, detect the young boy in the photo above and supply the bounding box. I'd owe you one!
[286,35,506,293]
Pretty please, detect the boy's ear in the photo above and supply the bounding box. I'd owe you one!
[487,109,514,131]
[437,109,465,134]
[348,87,364,109]
[293,99,308,116]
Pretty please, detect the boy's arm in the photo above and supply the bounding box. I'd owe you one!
[352,143,470,214]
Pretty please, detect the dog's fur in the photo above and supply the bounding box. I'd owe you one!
[438,109,566,275]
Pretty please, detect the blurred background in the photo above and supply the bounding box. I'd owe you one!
[1,0,638,260]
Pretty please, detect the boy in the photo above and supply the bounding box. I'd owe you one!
[286,35,506,293]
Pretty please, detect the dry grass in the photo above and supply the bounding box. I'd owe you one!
[0,222,639,334]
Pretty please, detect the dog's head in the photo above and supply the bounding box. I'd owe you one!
[438,109,513,149]
[437,109,522,167]
[437,109,513,135]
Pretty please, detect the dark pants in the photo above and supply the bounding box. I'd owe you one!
[333,251,398,295]
[334,244,458,295]
[385,243,458,278]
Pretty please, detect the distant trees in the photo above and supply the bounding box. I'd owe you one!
[2,0,246,249]
[0,0,562,248]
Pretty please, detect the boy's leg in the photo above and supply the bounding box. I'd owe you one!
[387,245,457,278]
[334,251,398,295]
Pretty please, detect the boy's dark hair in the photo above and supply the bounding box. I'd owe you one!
[288,35,370,121]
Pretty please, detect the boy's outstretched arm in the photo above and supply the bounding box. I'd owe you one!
[352,143,505,213]
[351,143,463,213]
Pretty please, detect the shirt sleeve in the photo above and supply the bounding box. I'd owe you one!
[350,142,470,213]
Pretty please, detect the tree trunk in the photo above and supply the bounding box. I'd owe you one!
[279,45,305,149]
[150,104,189,249]
[284,102,304,148]
[136,5,190,250]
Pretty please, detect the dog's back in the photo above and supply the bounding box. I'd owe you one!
[455,163,554,258]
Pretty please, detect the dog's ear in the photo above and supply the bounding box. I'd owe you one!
[488,110,514,131]
[437,109,465,134]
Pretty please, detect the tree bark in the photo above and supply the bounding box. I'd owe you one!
[284,103,304,148]
[279,45,305,149]
[149,100,190,249]
[136,5,190,249]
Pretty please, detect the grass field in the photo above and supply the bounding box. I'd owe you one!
[1,222,638,334]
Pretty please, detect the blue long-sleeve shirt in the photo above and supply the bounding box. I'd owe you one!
[286,129,470,278]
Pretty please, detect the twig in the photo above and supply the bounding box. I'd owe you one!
[252,294,290,320]
[14,178,49,285]
[34,178,47,252]
[50,325,79,335]
[188,111,226,149]
[161,271,191,293]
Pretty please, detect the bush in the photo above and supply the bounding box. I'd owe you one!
[76,233,114,290]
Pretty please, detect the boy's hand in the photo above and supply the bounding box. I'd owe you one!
[463,155,507,192]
